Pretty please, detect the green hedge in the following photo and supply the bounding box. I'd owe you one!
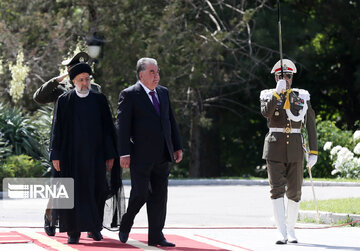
[311,118,358,178]
[0,154,45,189]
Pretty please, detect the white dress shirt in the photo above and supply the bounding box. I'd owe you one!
[139,81,160,105]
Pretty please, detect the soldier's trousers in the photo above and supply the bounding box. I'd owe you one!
[266,160,303,202]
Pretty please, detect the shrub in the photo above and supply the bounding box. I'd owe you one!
[30,105,53,148]
[0,102,48,159]
[0,132,12,160]
[30,105,53,174]
[323,130,360,178]
[310,118,354,177]
[0,154,45,189]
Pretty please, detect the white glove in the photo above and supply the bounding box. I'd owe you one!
[275,79,286,94]
[307,154,318,168]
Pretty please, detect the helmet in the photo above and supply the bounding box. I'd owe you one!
[271,59,297,74]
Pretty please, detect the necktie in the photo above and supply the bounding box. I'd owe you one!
[149,91,160,115]
[283,89,292,110]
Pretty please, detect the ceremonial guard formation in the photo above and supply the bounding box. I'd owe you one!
[260,59,318,244]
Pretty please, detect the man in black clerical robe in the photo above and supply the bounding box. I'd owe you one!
[50,63,123,244]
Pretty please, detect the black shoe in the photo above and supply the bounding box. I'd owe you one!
[87,232,103,240]
[119,231,129,243]
[275,239,287,245]
[67,232,80,244]
[87,231,102,241]
[149,239,176,247]
[44,214,56,236]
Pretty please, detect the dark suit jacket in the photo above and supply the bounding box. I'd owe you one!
[116,82,182,164]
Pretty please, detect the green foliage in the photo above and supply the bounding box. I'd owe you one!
[30,105,53,147]
[322,125,360,179]
[0,102,48,159]
[0,154,45,188]
[1,0,360,178]
[169,164,189,179]
[0,132,12,159]
[312,118,354,177]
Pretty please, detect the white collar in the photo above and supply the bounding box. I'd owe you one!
[139,81,157,95]
[75,89,89,98]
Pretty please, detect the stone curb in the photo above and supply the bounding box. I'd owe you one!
[122,179,360,187]
[299,210,360,225]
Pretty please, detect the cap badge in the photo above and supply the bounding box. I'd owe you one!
[79,57,84,62]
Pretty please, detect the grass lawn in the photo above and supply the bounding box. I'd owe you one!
[304,177,360,183]
[300,197,360,214]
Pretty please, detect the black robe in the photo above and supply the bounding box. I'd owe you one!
[50,89,124,233]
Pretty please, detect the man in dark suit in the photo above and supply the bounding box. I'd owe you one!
[116,57,183,247]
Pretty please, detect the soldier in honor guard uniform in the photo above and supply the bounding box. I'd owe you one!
[260,59,318,244]
[33,52,101,237]
[33,51,101,105]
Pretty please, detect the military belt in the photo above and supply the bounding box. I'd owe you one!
[269,127,301,133]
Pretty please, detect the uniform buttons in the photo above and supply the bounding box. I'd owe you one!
[286,141,289,144]
[287,135,289,138]
[287,124,290,126]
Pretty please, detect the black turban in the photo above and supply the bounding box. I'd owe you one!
[69,63,92,80]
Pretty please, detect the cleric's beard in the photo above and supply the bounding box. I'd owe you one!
[75,85,90,95]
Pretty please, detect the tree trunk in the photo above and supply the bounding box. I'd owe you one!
[201,112,221,177]
[189,100,201,178]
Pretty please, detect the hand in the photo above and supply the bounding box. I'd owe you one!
[275,79,286,94]
[56,72,68,83]
[120,156,130,169]
[307,154,318,169]
[173,150,183,163]
[106,158,114,171]
[52,160,60,171]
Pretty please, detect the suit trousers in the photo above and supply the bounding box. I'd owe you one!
[120,160,170,243]
[266,160,304,202]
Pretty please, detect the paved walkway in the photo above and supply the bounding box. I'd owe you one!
[1,179,359,250]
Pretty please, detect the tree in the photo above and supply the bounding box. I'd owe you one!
[141,0,269,177]
[2,0,359,178]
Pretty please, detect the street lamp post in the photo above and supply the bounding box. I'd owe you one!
[86,33,104,59]
[86,33,104,77]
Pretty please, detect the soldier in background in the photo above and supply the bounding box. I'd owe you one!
[33,51,100,105]
[260,59,318,244]
[33,52,101,237]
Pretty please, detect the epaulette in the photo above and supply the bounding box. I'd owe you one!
[292,88,310,101]
[260,89,275,101]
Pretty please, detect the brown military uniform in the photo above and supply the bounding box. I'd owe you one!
[33,51,101,105]
[33,78,101,105]
[260,88,318,201]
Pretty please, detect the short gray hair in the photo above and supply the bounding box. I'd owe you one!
[136,57,158,80]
